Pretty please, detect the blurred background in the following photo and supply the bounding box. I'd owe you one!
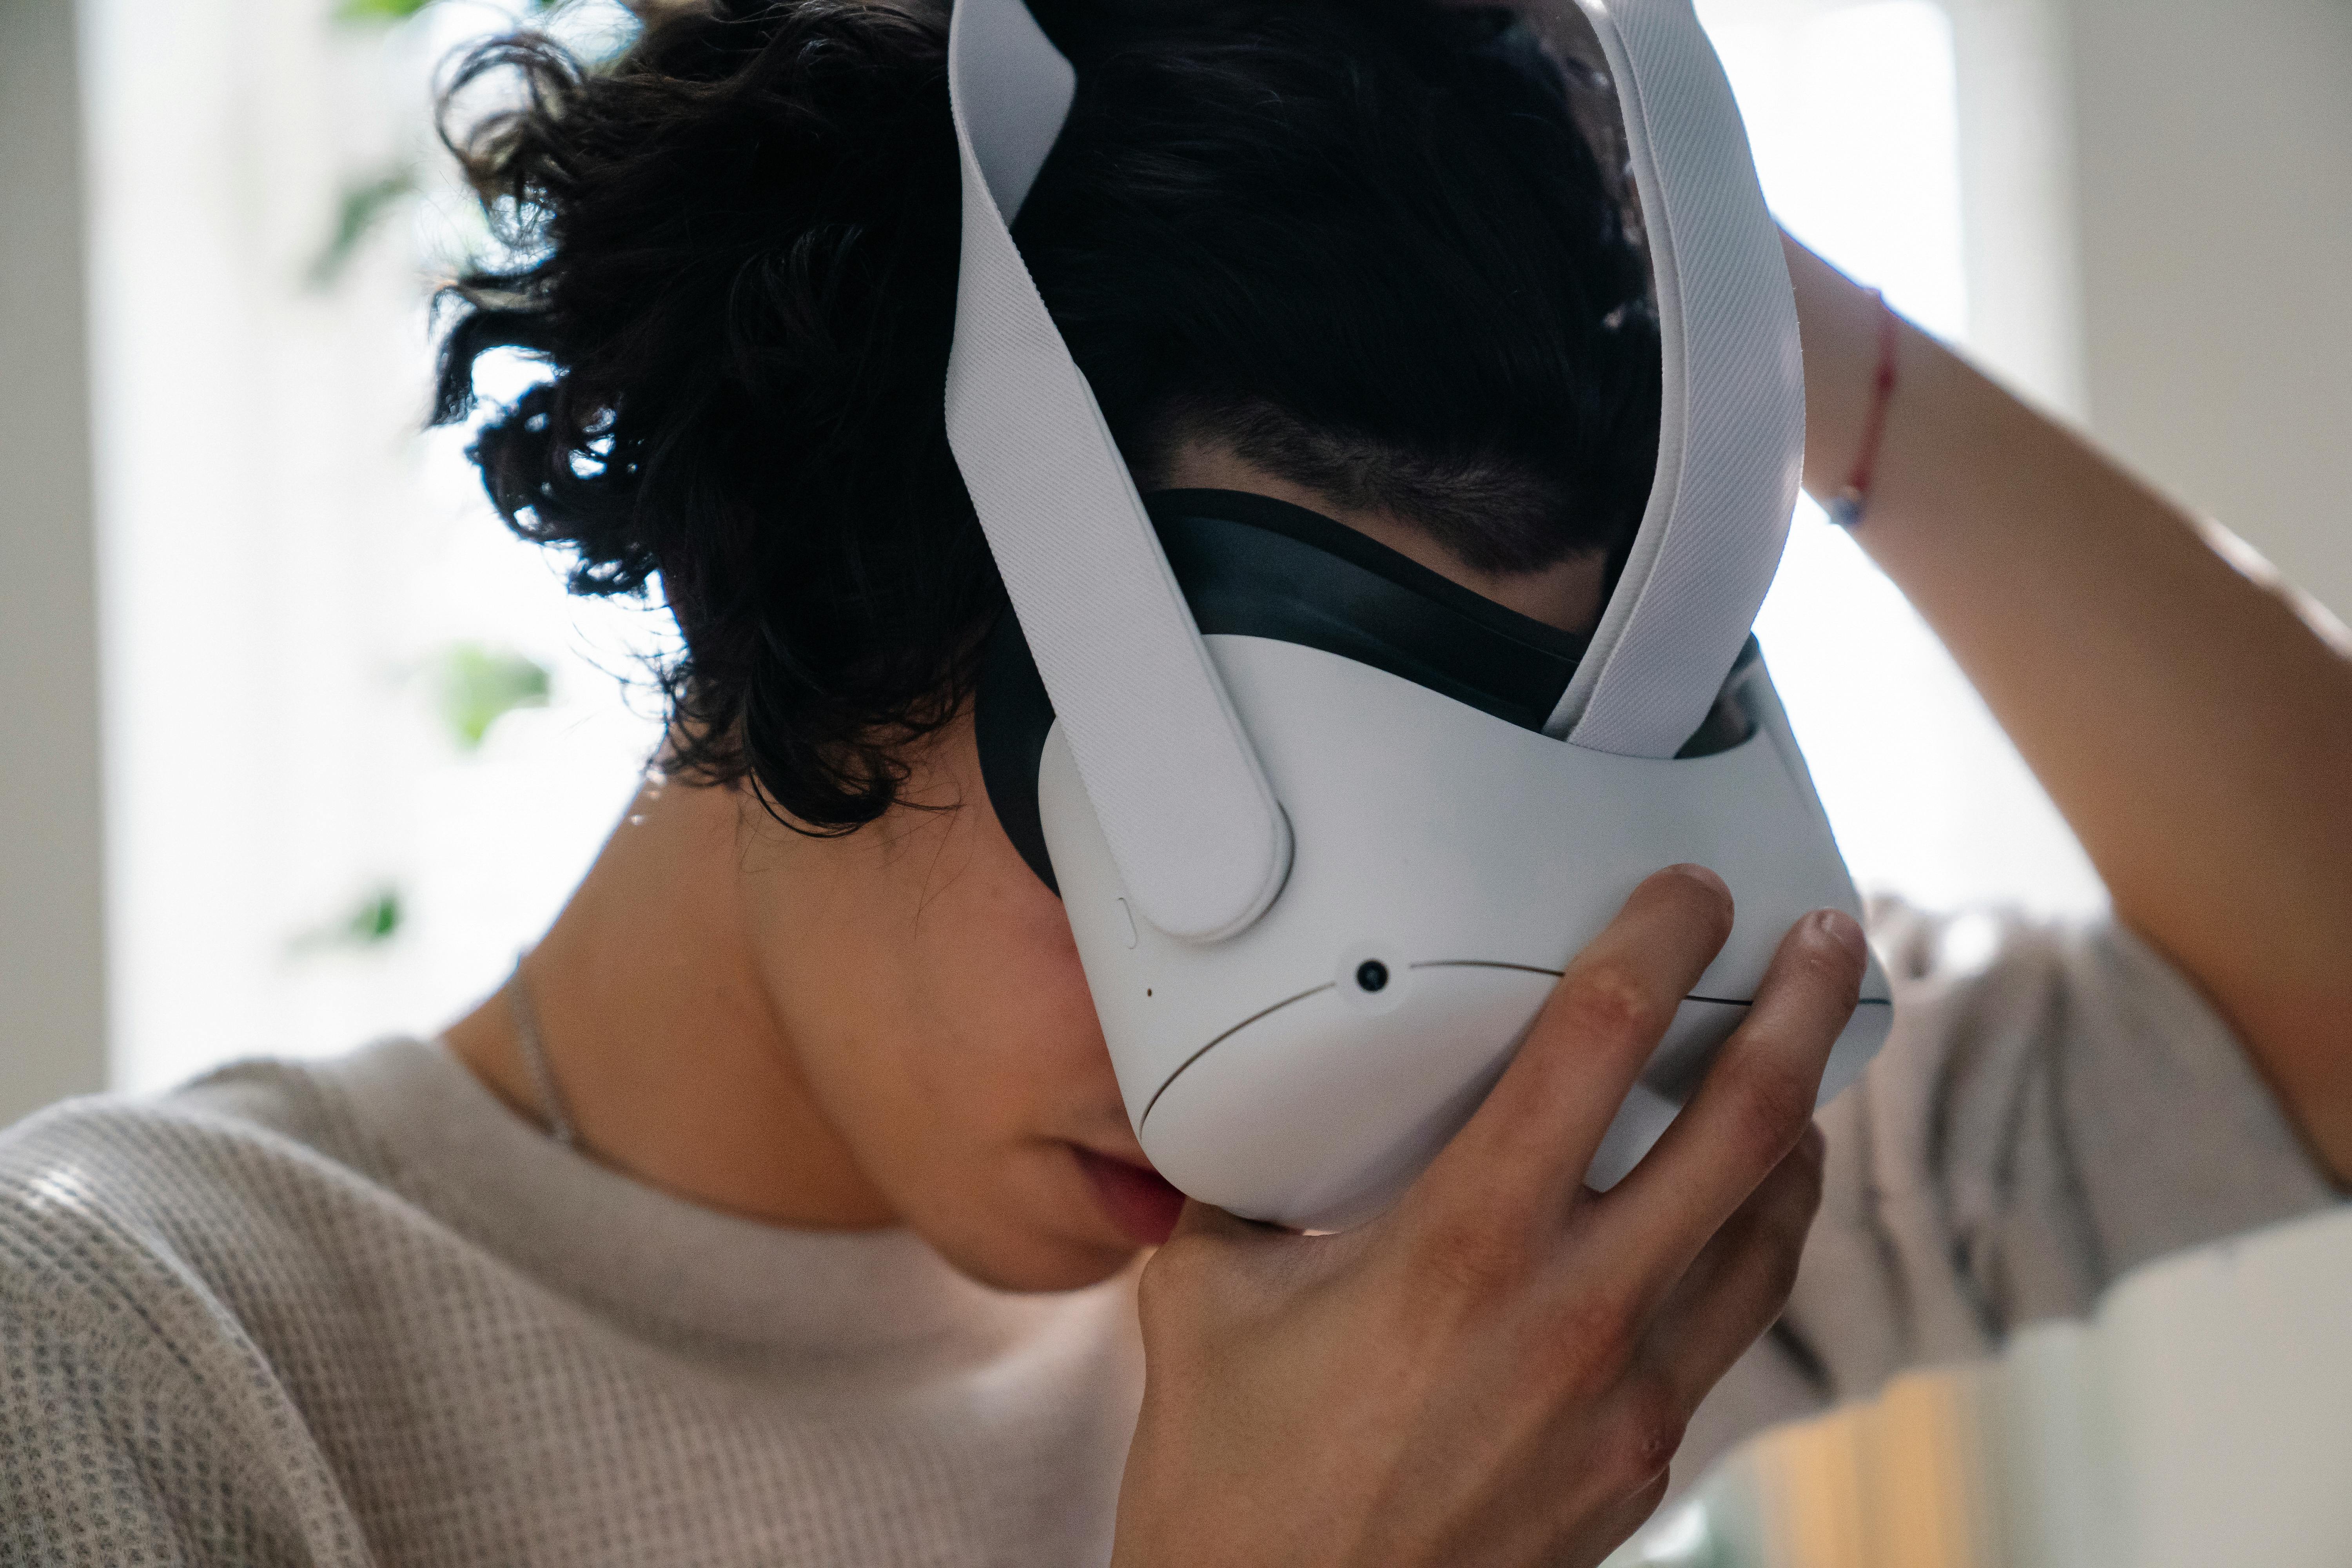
[3,0,2348,1126]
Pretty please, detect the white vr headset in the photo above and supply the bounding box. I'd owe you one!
[948,0,1894,1231]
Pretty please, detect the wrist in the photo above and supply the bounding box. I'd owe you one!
[1782,232,1904,503]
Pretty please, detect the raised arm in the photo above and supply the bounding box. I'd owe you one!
[1784,234,2352,1184]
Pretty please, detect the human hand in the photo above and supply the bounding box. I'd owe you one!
[1112,866,1865,1567]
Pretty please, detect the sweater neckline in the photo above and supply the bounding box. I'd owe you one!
[314,1036,1094,1359]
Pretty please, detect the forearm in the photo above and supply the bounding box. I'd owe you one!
[1784,234,2352,1182]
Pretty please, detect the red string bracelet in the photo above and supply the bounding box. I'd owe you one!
[1826,287,1901,529]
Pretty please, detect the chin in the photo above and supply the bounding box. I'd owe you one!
[931,1225,1142,1295]
[919,1156,1147,1292]
[888,1139,1158,1293]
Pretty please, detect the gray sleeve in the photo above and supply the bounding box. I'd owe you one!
[1782,901,2338,1404]
[0,1115,371,1567]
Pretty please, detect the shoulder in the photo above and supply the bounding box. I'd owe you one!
[0,1048,420,1381]
[0,1047,411,1296]
[0,1042,475,1346]
[0,1054,403,1563]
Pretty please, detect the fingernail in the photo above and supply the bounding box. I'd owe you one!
[1811,908,1867,962]
[1666,863,1731,899]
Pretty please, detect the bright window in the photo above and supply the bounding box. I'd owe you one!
[1709,0,2105,921]
[88,0,664,1094]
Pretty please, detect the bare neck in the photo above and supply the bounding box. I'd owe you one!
[441,771,897,1229]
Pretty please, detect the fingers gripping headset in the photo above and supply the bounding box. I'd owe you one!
[949,0,1895,1231]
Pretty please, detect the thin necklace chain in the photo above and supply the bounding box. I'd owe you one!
[505,958,577,1149]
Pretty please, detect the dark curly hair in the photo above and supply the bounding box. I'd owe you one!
[432,0,1659,832]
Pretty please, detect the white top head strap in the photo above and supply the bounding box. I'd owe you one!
[1524,0,1804,754]
[943,0,1801,935]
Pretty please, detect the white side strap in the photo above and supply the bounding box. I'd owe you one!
[1541,0,1805,756]
[943,0,1292,943]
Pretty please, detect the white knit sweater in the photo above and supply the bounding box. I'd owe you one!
[0,906,2330,1565]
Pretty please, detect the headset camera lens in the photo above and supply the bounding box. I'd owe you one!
[1355,960,1390,994]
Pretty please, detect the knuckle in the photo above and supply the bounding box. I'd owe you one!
[1785,926,1866,998]
[1803,944,1866,1001]
[1722,1056,1818,1165]
[1604,1374,1689,1496]
[1557,962,1668,1050]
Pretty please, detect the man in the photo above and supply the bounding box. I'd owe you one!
[4,1,2345,1563]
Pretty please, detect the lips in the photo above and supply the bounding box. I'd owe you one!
[1072,1145,1187,1247]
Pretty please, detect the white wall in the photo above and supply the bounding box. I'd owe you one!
[80,0,416,1094]
[1945,0,2086,416]
[2062,0,2352,618]
[0,0,109,1125]
[1854,0,2352,628]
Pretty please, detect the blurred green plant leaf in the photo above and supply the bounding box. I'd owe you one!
[289,885,405,956]
[435,642,552,750]
[333,0,563,21]
[347,887,404,943]
[307,165,419,290]
[333,0,436,20]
